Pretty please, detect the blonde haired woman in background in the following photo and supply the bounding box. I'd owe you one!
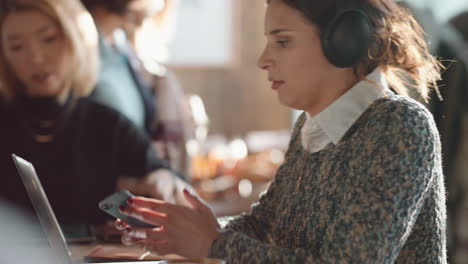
[0,0,189,231]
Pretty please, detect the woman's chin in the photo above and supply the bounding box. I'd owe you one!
[278,96,297,110]
[25,86,63,98]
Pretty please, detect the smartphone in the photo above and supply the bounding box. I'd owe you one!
[98,190,156,228]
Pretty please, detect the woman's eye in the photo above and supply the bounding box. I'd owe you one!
[276,40,289,48]
[9,45,23,52]
[43,35,58,43]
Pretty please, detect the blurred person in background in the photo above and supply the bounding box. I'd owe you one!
[83,0,193,175]
[402,4,468,263]
[450,11,468,42]
[81,0,157,137]
[122,0,194,176]
[115,0,447,262]
[446,9,468,264]
[0,0,189,233]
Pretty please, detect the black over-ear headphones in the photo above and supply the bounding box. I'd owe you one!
[322,0,374,68]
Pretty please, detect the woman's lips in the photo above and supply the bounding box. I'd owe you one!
[31,73,52,84]
[272,80,284,90]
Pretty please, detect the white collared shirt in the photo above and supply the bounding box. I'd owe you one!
[301,67,392,153]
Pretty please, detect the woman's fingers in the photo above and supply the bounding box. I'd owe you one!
[120,205,168,227]
[146,226,169,241]
[123,226,171,255]
[124,226,169,242]
[114,219,129,231]
[121,231,144,246]
[122,226,158,246]
[127,196,178,214]
[183,188,208,211]
[118,192,219,258]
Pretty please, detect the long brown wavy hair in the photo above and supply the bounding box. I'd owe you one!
[276,0,443,102]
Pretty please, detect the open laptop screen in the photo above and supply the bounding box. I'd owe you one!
[12,154,73,264]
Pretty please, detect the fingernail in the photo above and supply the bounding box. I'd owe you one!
[128,230,147,239]
[127,198,134,204]
[119,205,128,212]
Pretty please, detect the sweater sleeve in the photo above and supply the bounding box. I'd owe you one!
[209,105,441,263]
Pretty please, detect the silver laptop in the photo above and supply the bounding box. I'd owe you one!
[12,154,163,264]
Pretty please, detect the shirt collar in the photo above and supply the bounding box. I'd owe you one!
[311,67,391,145]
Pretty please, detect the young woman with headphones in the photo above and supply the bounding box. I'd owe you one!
[116,0,447,262]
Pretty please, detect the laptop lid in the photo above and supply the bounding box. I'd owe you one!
[11,154,166,264]
[12,154,73,264]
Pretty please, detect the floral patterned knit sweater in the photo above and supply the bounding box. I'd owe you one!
[208,95,447,263]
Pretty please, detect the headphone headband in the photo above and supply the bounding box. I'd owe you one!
[336,0,356,10]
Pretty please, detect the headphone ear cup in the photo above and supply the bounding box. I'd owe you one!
[322,10,373,68]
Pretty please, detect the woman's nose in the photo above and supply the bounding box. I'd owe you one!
[257,47,272,70]
[29,44,46,65]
